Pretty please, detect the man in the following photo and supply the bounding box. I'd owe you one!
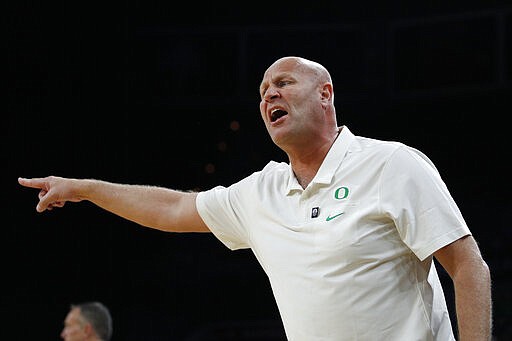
[19,56,491,340]
[60,301,113,341]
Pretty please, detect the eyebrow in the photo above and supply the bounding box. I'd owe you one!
[259,72,294,94]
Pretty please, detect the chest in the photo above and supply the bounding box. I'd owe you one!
[248,179,407,276]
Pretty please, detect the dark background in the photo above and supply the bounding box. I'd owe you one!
[6,1,512,340]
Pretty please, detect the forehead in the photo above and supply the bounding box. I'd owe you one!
[262,59,304,82]
[65,308,82,324]
[260,59,312,93]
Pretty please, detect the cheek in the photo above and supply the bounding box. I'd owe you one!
[67,326,82,336]
[259,102,267,121]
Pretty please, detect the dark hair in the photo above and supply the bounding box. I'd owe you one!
[72,301,113,341]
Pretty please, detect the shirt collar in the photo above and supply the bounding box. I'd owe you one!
[285,125,356,194]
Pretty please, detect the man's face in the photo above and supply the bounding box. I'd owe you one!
[259,58,324,147]
[60,308,88,341]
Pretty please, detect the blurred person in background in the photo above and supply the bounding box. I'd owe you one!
[60,301,112,341]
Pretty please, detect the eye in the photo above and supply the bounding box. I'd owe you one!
[277,80,290,88]
[260,79,292,98]
[259,84,268,98]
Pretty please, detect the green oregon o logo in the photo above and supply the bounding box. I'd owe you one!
[334,186,349,199]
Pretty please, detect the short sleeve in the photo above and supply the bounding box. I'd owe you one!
[379,146,471,260]
[196,184,251,251]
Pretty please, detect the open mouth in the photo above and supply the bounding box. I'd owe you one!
[270,109,288,122]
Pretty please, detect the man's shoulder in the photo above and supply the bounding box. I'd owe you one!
[256,160,290,181]
[352,134,439,175]
[262,160,289,171]
[352,134,406,156]
[235,160,289,187]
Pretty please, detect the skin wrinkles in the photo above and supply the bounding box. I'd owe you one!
[259,56,339,188]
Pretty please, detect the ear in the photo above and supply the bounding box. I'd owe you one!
[320,83,333,106]
[83,323,94,337]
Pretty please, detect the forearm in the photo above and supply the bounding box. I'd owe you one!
[453,259,492,340]
[75,179,207,232]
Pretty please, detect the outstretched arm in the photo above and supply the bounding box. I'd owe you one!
[434,235,492,341]
[18,176,210,233]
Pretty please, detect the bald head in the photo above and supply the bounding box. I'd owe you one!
[265,56,332,86]
[261,56,334,104]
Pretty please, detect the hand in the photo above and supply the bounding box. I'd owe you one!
[18,176,82,212]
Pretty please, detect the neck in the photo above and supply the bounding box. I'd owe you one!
[288,127,341,189]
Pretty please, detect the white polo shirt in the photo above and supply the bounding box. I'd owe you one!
[196,126,470,341]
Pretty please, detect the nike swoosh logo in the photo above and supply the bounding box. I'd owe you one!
[326,212,344,221]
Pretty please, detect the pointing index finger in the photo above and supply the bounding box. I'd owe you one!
[18,177,47,190]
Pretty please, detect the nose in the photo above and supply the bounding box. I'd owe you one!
[263,86,280,102]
